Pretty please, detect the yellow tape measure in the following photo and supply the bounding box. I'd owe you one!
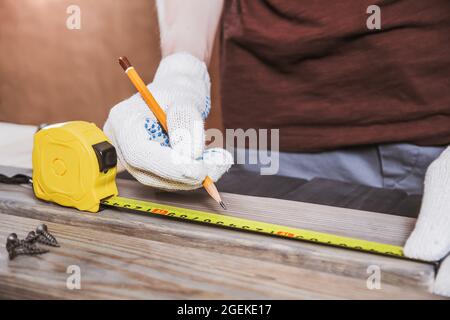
[101,196,405,258]
[31,121,405,259]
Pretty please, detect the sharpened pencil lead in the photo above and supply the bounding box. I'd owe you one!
[220,201,227,210]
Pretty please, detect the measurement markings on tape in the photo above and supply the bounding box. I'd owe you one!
[101,196,405,258]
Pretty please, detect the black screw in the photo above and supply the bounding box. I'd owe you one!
[9,244,49,260]
[35,224,59,247]
[6,233,20,253]
[6,233,49,260]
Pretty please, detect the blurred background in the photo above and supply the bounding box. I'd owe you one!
[0,0,223,130]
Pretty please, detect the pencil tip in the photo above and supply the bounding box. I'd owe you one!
[219,201,227,210]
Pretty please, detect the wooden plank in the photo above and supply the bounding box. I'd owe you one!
[152,167,423,218]
[149,167,422,217]
[0,173,440,298]
[115,179,419,246]
[0,163,420,246]
[0,178,418,246]
[0,207,439,299]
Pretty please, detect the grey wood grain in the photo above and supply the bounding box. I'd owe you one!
[116,179,419,247]
[0,171,441,299]
[0,208,440,299]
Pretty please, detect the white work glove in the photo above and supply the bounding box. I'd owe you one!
[104,52,233,191]
[404,147,450,296]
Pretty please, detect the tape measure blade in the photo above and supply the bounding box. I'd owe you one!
[100,196,404,258]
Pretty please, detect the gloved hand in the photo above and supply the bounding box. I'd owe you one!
[404,147,450,296]
[104,52,233,191]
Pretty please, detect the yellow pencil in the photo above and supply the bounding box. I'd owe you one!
[118,56,226,210]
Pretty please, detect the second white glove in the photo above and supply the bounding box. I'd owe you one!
[404,147,450,262]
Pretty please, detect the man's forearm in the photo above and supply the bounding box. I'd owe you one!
[156,0,224,64]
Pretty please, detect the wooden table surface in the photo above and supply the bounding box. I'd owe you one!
[0,166,442,299]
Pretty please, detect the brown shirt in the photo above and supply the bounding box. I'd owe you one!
[220,0,450,152]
